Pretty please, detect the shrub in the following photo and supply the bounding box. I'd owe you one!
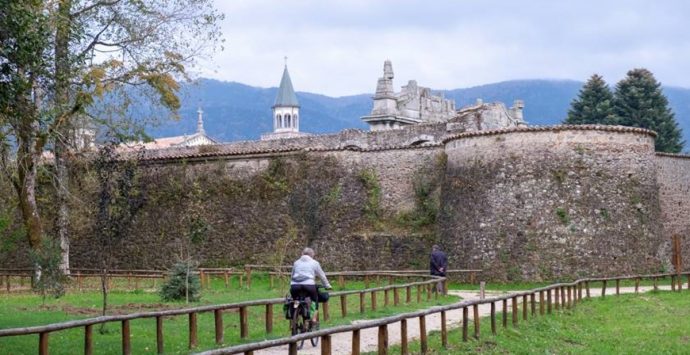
[160,262,201,302]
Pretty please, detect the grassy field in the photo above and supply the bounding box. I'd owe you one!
[0,273,458,354]
[376,290,690,354]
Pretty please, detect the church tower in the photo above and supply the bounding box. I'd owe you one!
[262,61,309,140]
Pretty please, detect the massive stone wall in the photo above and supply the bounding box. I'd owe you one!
[441,126,666,281]
[1,125,687,281]
[656,153,690,269]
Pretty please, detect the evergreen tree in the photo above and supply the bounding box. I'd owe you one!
[613,68,684,153]
[565,74,616,125]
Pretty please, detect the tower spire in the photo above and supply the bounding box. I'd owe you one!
[196,107,205,134]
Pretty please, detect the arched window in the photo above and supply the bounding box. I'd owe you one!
[276,114,282,128]
[285,114,291,128]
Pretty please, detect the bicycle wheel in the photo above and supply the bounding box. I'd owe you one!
[291,306,306,350]
[309,320,320,347]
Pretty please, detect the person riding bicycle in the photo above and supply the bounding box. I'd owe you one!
[290,247,332,324]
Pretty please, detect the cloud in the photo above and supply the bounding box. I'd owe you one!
[198,0,690,96]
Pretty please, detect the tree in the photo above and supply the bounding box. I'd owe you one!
[0,0,223,274]
[93,140,145,324]
[565,74,616,125]
[613,68,684,153]
[0,1,55,263]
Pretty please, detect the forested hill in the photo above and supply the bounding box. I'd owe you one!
[147,78,690,149]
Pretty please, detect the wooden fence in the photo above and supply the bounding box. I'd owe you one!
[196,271,690,355]
[0,271,446,355]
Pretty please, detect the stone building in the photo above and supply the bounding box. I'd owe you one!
[361,60,456,131]
[361,60,526,132]
[132,108,217,149]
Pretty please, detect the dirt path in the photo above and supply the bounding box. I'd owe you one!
[256,285,673,354]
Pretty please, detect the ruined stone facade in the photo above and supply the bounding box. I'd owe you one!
[361,60,457,131]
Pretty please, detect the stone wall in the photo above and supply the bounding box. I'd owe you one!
[1,125,688,282]
[656,153,690,269]
[441,126,665,281]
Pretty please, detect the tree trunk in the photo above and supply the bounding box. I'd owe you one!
[53,0,74,275]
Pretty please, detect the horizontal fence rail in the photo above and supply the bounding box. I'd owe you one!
[0,270,448,355]
[196,271,690,355]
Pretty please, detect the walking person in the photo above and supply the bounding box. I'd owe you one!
[430,245,448,294]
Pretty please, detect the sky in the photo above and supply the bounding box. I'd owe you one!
[198,0,690,97]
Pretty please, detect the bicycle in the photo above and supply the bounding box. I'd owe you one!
[285,285,327,349]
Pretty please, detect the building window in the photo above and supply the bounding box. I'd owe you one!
[276,114,282,128]
[285,114,291,128]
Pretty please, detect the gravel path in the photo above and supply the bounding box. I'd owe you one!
[256,285,674,354]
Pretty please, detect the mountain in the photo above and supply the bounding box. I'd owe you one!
[147,78,690,150]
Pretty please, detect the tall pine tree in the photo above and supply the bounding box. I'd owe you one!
[565,74,616,125]
[613,68,684,153]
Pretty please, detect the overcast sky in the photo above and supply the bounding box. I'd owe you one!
[198,0,690,97]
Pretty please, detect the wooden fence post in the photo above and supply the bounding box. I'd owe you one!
[384,289,390,307]
[289,342,297,355]
[616,279,620,295]
[360,292,365,313]
[522,295,528,320]
[122,320,131,355]
[547,289,552,314]
[352,329,361,355]
[441,310,448,348]
[85,324,93,355]
[378,325,388,355]
[245,266,252,289]
[653,277,657,291]
[39,332,49,355]
[502,299,508,328]
[531,293,536,315]
[462,307,468,341]
[539,291,545,315]
[417,285,422,303]
[566,286,571,308]
[215,309,224,344]
[406,286,411,303]
[419,315,427,353]
[189,313,198,349]
[265,304,273,333]
[635,278,640,293]
[156,316,164,354]
[199,270,205,289]
[322,334,332,355]
[512,296,518,326]
[240,306,249,338]
[474,304,480,339]
[371,291,377,311]
[585,281,590,298]
[554,287,559,310]
[602,280,607,298]
[394,287,400,306]
[341,295,347,317]
[338,275,345,288]
[400,319,408,355]
[323,302,330,321]
[490,302,497,335]
[224,271,229,288]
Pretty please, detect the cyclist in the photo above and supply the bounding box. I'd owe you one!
[290,247,332,324]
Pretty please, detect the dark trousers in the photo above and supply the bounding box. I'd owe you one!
[290,284,319,309]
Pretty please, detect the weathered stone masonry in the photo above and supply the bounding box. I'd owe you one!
[1,125,688,281]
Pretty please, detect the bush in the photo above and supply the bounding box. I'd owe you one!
[160,262,201,302]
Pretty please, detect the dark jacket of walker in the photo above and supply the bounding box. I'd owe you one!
[430,250,448,276]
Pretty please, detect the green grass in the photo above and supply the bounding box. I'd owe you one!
[0,273,458,354]
[376,290,690,354]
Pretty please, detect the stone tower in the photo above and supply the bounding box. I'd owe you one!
[261,62,310,140]
[272,64,300,133]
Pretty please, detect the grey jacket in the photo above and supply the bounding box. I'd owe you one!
[290,255,332,288]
